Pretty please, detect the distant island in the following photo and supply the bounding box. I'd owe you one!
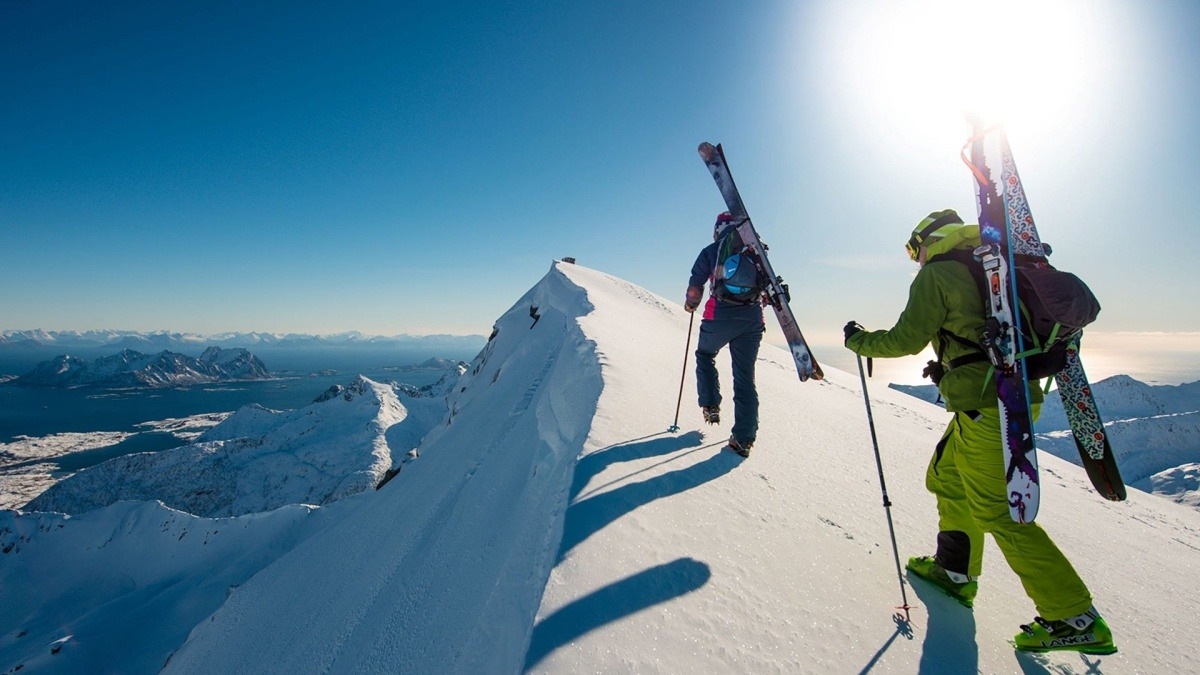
[9,347,271,389]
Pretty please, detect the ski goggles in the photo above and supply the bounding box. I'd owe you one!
[905,212,964,261]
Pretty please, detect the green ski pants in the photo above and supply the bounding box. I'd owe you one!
[927,408,1094,621]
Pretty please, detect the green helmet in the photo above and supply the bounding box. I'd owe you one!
[906,209,966,261]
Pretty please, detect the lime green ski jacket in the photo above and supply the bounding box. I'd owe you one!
[846,258,1044,412]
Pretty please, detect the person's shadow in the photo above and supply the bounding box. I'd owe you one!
[523,431,740,671]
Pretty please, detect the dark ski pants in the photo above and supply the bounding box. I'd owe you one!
[928,408,1094,621]
[695,315,764,444]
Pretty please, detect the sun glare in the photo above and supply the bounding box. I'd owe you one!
[821,0,1112,144]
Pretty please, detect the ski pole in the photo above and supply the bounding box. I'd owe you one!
[857,353,912,618]
[668,312,696,433]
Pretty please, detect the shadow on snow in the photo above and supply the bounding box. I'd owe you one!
[524,430,738,671]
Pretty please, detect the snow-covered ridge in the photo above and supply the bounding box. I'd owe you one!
[10,347,270,388]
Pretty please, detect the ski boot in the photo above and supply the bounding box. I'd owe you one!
[906,556,977,608]
[702,406,720,425]
[1013,607,1117,655]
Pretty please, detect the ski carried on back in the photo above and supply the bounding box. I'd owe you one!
[964,122,1040,523]
[697,142,823,382]
[964,123,1126,519]
[994,132,1126,502]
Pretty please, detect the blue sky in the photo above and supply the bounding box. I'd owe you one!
[2,1,1197,359]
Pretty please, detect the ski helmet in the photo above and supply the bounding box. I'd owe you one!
[906,209,965,261]
[714,211,735,239]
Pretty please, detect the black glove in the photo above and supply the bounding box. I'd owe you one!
[843,321,864,345]
[922,360,946,385]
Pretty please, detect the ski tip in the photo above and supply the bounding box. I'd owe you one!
[697,142,716,159]
[796,367,824,383]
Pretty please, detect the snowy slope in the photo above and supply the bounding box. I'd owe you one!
[0,500,344,674]
[3,262,1200,674]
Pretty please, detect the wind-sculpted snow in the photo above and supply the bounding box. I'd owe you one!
[23,376,410,517]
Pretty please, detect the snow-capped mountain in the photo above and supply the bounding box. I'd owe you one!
[10,347,270,388]
[2,262,1198,674]
[21,366,465,518]
[1038,374,1200,427]
[24,377,394,516]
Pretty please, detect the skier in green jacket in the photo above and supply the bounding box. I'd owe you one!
[843,210,1115,655]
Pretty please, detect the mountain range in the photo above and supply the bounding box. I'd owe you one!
[9,347,270,389]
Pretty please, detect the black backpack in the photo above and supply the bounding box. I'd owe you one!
[928,248,1101,380]
[712,228,765,304]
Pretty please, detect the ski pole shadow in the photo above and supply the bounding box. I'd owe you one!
[857,611,914,674]
[557,431,736,561]
[907,574,980,674]
[523,557,712,672]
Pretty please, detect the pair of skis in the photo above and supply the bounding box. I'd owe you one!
[964,123,1126,523]
[697,142,823,383]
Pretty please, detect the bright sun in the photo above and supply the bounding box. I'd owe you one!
[819,0,1113,144]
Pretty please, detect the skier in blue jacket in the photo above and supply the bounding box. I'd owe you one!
[684,212,765,457]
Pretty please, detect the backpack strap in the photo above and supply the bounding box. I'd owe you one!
[924,250,990,372]
[941,330,989,370]
[923,252,994,395]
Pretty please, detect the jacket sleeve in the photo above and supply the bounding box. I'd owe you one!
[689,244,716,289]
[846,265,947,358]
